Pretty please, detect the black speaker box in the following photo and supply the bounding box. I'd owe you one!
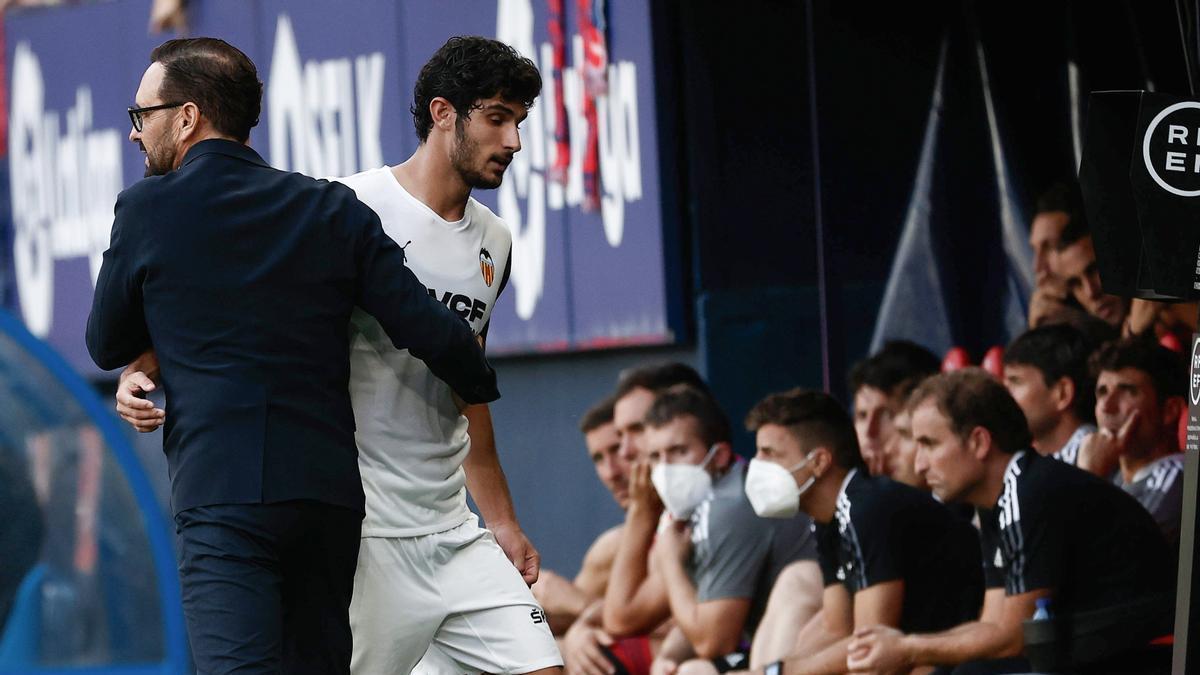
[1079,90,1200,301]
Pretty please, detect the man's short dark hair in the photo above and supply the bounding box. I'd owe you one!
[644,385,731,447]
[893,375,930,412]
[848,340,941,398]
[411,36,542,143]
[1038,310,1119,349]
[745,389,864,470]
[1004,324,1097,423]
[615,362,709,400]
[1037,181,1090,251]
[150,38,262,143]
[1089,337,1187,402]
[908,369,1032,454]
[579,395,616,434]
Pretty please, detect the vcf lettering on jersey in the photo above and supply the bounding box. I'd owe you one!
[428,289,487,326]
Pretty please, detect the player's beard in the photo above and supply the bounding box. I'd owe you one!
[143,127,180,177]
[450,120,504,190]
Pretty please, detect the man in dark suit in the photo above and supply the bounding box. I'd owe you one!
[86,37,498,675]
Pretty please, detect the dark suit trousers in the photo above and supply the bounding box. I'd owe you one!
[175,501,363,675]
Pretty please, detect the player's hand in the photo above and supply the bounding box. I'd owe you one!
[1078,411,1138,478]
[1028,285,1070,329]
[492,522,541,586]
[651,520,692,570]
[627,460,664,523]
[563,620,616,675]
[847,624,910,674]
[116,351,165,432]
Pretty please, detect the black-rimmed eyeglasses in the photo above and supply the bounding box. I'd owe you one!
[128,103,184,132]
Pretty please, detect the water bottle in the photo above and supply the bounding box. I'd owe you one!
[1032,597,1052,621]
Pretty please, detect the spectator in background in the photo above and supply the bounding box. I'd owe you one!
[1051,208,1130,330]
[1078,338,1186,547]
[1029,184,1073,292]
[848,341,941,476]
[1001,324,1096,464]
[0,0,187,34]
[637,386,817,675]
[1026,183,1090,330]
[149,0,187,33]
[535,397,626,634]
[738,389,982,675]
[1043,184,1196,340]
[850,369,1174,674]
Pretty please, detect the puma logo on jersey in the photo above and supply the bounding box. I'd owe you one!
[428,288,487,322]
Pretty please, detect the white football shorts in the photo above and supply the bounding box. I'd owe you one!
[350,515,562,674]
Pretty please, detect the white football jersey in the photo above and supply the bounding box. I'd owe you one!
[336,167,512,536]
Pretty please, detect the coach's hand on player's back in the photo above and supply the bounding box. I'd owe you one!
[493,521,541,586]
[116,349,166,432]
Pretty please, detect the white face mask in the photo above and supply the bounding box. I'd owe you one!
[651,444,719,520]
[745,453,816,518]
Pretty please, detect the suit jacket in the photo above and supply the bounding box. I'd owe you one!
[87,139,499,515]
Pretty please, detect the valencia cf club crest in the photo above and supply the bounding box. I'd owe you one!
[479,248,495,287]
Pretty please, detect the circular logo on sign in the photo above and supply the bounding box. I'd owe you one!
[1143,101,1200,197]
[1191,337,1200,406]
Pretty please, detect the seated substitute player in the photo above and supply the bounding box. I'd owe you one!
[614,363,712,465]
[1077,337,1187,547]
[736,388,982,675]
[114,37,562,675]
[638,386,818,675]
[563,364,711,675]
[534,396,627,634]
[880,376,929,489]
[848,369,1175,674]
[1001,324,1096,464]
[848,341,941,476]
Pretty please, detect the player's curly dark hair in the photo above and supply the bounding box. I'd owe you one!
[411,36,542,143]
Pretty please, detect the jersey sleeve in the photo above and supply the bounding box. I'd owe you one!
[1001,471,1063,595]
[86,184,152,370]
[977,509,1007,589]
[479,248,513,345]
[815,522,842,588]
[847,493,907,588]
